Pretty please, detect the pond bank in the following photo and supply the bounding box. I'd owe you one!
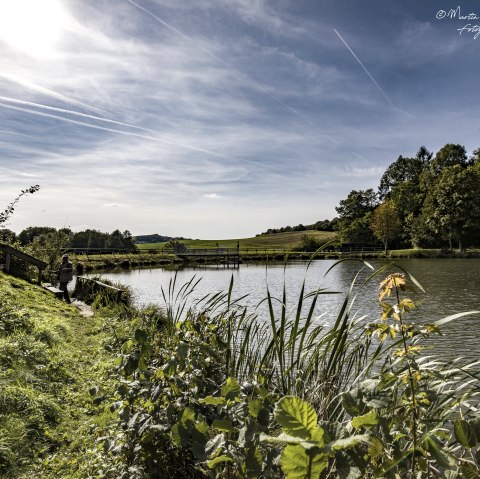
[74,247,480,272]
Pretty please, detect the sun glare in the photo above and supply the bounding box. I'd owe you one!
[0,0,70,58]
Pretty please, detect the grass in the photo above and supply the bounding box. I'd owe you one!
[0,272,124,478]
[137,230,337,250]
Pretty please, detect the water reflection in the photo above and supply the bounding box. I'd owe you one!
[97,259,480,362]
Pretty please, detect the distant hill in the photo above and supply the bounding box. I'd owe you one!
[137,230,337,250]
[259,218,338,235]
[133,234,188,244]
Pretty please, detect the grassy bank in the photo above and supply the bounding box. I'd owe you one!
[71,247,480,273]
[0,272,126,478]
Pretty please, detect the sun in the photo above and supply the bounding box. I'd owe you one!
[0,0,71,58]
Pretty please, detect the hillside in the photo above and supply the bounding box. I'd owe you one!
[134,233,188,244]
[137,230,337,250]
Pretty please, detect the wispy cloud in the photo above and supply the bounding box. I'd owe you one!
[1,1,479,237]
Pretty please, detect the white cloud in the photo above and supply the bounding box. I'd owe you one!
[203,193,221,199]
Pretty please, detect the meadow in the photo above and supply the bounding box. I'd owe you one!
[137,230,337,251]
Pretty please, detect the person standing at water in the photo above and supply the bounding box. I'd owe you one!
[58,254,73,303]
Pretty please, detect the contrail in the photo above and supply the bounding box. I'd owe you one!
[0,102,329,194]
[0,129,31,137]
[0,96,165,136]
[125,0,229,67]
[0,166,40,178]
[125,0,341,147]
[0,101,227,159]
[0,102,281,174]
[0,73,109,115]
[333,28,395,108]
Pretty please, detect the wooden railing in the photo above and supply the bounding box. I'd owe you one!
[0,243,47,284]
[74,276,126,303]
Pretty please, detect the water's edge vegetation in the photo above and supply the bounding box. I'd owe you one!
[1,263,480,478]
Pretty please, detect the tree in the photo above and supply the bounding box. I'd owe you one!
[0,228,16,243]
[468,147,480,166]
[18,226,57,245]
[421,164,480,250]
[378,154,427,200]
[370,201,401,253]
[335,189,378,244]
[429,143,468,175]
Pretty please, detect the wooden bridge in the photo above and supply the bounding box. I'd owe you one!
[175,248,241,265]
[0,243,47,284]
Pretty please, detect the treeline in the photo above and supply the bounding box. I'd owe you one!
[2,226,137,251]
[134,233,188,244]
[336,144,480,251]
[260,218,337,235]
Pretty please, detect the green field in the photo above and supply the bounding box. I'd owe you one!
[137,230,337,250]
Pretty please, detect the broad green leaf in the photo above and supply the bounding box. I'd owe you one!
[425,436,455,468]
[180,407,195,426]
[320,434,370,453]
[212,418,234,432]
[176,341,189,360]
[461,463,479,479]
[134,328,149,344]
[275,396,318,439]
[309,427,324,446]
[245,446,263,478]
[199,396,227,406]
[454,419,476,448]
[368,436,383,458]
[171,423,189,447]
[207,455,234,469]
[341,392,363,416]
[221,377,241,400]
[205,433,225,457]
[248,399,262,418]
[351,410,378,429]
[281,445,327,479]
[191,440,206,461]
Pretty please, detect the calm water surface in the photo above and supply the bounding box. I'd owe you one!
[98,259,480,361]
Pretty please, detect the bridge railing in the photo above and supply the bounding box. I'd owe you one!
[0,243,47,284]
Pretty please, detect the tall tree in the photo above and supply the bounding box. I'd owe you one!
[378,153,427,200]
[421,164,480,250]
[335,189,378,244]
[429,143,468,175]
[370,201,401,253]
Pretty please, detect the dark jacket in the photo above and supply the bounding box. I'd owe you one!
[58,261,73,283]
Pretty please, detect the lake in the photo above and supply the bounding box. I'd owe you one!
[95,259,480,362]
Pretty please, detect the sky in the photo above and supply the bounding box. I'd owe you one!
[1,0,480,239]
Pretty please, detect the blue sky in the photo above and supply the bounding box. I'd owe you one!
[1,0,480,238]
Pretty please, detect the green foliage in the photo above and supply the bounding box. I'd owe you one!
[335,189,377,244]
[421,164,480,250]
[3,261,480,478]
[370,200,401,252]
[105,265,480,478]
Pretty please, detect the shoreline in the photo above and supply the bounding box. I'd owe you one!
[75,248,480,272]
